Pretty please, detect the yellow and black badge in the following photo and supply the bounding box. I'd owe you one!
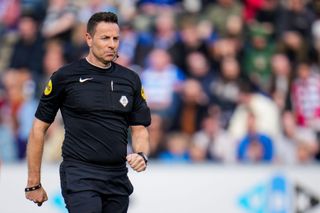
[44,79,52,96]
[141,87,147,101]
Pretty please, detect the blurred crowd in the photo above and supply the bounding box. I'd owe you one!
[1,0,320,164]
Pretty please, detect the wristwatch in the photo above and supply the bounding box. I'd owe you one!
[137,152,148,164]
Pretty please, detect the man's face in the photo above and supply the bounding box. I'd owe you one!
[86,22,120,65]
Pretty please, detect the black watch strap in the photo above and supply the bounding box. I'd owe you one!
[137,152,148,164]
[25,183,42,192]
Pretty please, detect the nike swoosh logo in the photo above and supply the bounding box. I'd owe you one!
[79,77,93,83]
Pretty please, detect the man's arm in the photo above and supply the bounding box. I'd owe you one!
[25,118,50,206]
[126,125,150,172]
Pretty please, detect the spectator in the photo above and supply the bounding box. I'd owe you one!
[172,79,209,135]
[228,81,281,141]
[2,68,37,159]
[134,11,178,67]
[117,22,139,68]
[209,56,242,127]
[0,0,20,34]
[141,48,184,123]
[310,20,320,65]
[278,0,315,42]
[152,12,178,50]
[237,110,274,162]
[243,0,263,23]
[185,51,216,95]
[147,113,166,159]
[276,0,314,65]
[41,0,77,42]
[204,0,243,37]
[296,132,319,164]
[9,11,45,80]
[207,37,243,71]
[269,54,293,111]
[0,100,16,162]
[159,132,191,163]
[182,0,202,13]
[64,22,89,62]
[255,0,284,39]
[40,39,66,96]
[189,142,207,162]
[20,0,47,22]
[277,31,309,66]
[192,108,236,162]
[225,14,244,39]
[275,111,319,164]
[291,61,320,131]
[243,23,275,92]
[169,18,209,75]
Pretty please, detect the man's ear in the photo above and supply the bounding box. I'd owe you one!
[85,33,92,47]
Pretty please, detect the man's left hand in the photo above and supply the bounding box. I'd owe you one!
[126,153,147,172]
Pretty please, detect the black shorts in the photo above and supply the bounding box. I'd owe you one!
[59,159,134,213]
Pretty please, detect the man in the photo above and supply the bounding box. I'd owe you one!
[25,12,151,213]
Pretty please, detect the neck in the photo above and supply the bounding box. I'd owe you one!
[86,54,111,69]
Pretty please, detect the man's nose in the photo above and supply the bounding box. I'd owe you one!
[108,40,116,49]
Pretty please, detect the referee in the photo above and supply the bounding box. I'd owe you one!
[25,12,151,213]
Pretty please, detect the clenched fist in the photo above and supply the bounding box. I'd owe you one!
[126,153,147,172]
[25,185,48,206]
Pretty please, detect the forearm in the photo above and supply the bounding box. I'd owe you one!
[131,126,150,156]
[27,119,49,186]
[42,13,75,37]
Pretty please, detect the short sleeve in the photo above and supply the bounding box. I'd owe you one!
[128,74,151,126]
[35,70,65,124]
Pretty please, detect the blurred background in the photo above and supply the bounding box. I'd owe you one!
[0,0,320,212]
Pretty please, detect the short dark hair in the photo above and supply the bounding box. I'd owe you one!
[87,12,118,35]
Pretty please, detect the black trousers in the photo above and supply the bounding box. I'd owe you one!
[59,159,133,213]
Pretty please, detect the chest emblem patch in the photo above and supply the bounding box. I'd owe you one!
[119,95,128,107]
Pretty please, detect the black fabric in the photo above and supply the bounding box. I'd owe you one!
[35,58,151,165]
[60,160,132,213]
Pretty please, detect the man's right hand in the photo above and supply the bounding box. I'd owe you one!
[26,119,51,206]
[25,186,48,206]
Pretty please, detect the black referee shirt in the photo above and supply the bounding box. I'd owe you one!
[36,58,151,166]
